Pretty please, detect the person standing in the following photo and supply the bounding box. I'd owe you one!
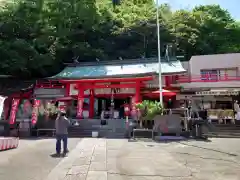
[119,102,125,119]
[55,110,70,156]
[234,100,240,121]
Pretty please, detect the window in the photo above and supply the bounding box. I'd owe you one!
[200,69,219,80]
[201,68,238,81]
[222,69,237,79]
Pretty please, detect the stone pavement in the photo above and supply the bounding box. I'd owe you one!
[0,138,82,180]
[44,138,240,180]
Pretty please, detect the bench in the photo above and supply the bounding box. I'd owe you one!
[36,129,56,137]
[132,128,153,139]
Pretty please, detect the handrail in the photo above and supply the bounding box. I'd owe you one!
[176,74,240,83]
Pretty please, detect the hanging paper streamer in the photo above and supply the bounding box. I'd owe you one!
[3,98,11,121]
[23,100,31,114]
[9,98,20,125]
[77,88,84,119]
[31,99,41,125]
[77,96,84,118]
[0,96,6,120]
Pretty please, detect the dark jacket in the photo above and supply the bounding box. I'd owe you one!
[55,116,70,135]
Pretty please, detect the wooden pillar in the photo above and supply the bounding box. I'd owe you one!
[89,88,95,118]
[77,84,84,119]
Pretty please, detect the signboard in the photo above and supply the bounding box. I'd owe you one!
[70,83,135,96]
[95,88,135,95]
[196,91,239,96]
[145,78,165,88]
[34,88,65,98]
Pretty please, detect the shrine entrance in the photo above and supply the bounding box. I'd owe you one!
[96,97,127,117]
[60,76,154,119]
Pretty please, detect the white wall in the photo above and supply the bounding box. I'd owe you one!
[189,53,240,75]
[181,61,190,73]
[176,54,240,88]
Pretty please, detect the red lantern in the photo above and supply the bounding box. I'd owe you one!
[124,104,130,117]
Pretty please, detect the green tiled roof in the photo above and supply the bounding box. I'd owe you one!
[51,60,185,79]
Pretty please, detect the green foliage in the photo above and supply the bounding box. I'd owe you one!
[0,0,239,77]
[136,100,163,121]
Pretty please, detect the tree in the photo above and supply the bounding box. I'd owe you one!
[0,0,106,78]
[167,5,240,59]
[0,1,239,78]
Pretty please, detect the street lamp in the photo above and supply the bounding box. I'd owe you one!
[156,0,163,105]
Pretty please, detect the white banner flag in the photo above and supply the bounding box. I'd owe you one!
[0,96,6,120]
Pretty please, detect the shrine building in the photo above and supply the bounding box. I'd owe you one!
[32,57,186,119]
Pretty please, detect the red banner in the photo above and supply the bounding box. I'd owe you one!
[9,99,20,125]
[77,96,84,118]
[31,99,41,125]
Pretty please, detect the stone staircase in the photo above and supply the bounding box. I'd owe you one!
[68,119,127,138]
[203,123,240,138]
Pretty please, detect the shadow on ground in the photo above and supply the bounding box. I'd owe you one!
[128,137,212,144]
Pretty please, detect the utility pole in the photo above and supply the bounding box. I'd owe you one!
[156,0,163,105]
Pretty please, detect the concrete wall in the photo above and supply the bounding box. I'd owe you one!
[177,54,240,88]
[181,61,190,73]
[189,53,240,75]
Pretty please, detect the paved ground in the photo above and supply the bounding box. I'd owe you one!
[1,138,240,180]
[45,138,240,180]
[0,138,81,180]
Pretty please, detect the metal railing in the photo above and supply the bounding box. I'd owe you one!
[176,74,240,83]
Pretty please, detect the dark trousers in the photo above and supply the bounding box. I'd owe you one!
[56,134,68,154]
[119,108,124,119]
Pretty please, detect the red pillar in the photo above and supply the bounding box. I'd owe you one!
[77,84,84,119]
[165,76,170,87]
[65,83,70,96]
[131,81,142,119]
[135,81,141,103]
[89,88,95,118]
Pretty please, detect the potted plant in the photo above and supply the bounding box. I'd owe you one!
[136,100,163,128]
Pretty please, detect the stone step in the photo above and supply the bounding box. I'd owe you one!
[204,129,240,137]
[68,119,127,138]
[69,131,126,138]
[204,132,240,138]
[212,129,240,132]
[213,124,240,128]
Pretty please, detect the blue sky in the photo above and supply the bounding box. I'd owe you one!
[158,0,240,20]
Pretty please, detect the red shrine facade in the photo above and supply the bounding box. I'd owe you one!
[41,58,185,119]
[62,76,157,118]
[2,58,186,125]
